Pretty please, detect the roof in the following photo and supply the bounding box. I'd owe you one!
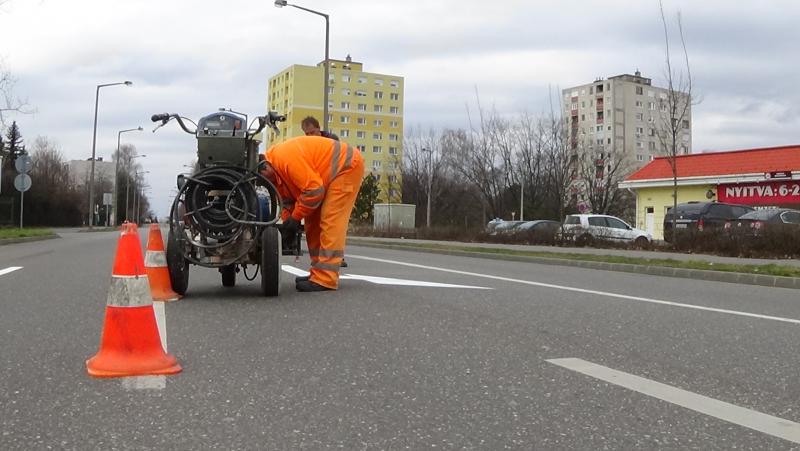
[625,144,800,181]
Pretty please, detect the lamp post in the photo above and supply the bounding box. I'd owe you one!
[88,80,132,228]
[274,0,330,131]
[126,164,147,221]
[136,186,151,225]
[422,147,432,228]
[114,127,142,226]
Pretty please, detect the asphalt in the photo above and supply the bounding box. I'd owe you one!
[2,229,800,449]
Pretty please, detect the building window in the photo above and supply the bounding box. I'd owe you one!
[682,120,690,129]
[340,130,349,138]
[340,116,350,124]
[374,78,384,86]
[356,90,367,97]
[357,103,367,111]
[648,102,656,110]
[341,75,350,82]
[390,80,399,88]
[635,127,644,135]
[581,114,585,121]
[374,105,383,112]
[341,88,351,96]
[374,174,381,181]
[372,160,381,169]
[636,141,643,149]
[374,119,383,126]
[389,147,398,155]
[648,141,656,150]
[390,121,399,128]
[635,101,643,108]
[328,86,334,95]
[650,155,655,161]
[637,154,645,161]
[388,133,399,141]
[373,132,383,140]
[357,145,366,152]
[636,112,644,121]
[357,131,366,138]
[596,125,603,132]
[681,145,689,154]
[374,91,383,99]
[357,117,366,125]
[390,106,399,114]
[635,86,643,95]
[390,93,399,101]
[373,146,382,153]
[357,77,367,84]
[340,101,350,109]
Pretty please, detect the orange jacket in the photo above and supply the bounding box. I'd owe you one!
[265,136,363,221]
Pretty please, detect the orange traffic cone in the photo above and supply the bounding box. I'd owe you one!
[145,224,181,302]
[86,223,182,378]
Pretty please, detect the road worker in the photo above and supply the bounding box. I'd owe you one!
[260,135,364,292]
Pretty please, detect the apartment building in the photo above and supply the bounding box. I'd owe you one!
[266,55,404,200]
[563,71,692,167]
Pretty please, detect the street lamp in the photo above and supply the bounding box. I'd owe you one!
[422,148,433,228]
[126,163,147,221]
[132,174,149,224]
[136,186,151,225]
[113,126,143,226]
[88,80,133,228]
[274,0,330,131]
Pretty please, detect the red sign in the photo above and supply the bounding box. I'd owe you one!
[718,181,800,205]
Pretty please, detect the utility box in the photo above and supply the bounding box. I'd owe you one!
[373,203,416,230]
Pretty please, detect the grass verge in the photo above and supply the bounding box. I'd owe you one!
[351,240,800,279]
[0,227,55,240]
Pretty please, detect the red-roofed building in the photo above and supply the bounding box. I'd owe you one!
[619,144,800,239]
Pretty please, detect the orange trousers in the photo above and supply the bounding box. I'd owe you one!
[305,161,365,289]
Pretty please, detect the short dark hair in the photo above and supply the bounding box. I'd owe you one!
[301,116,320,129]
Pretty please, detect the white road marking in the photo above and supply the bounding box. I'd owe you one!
[0,266,23,276]
[153,301,168,352]
[548,358,800,444]
[347,255,800,325]
[281,264,490,289]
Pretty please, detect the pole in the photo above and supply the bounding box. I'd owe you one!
[425,148,432,228]
[520,182,524,222]
[323,14,329,131]
[19,190,24,229]
[125,170,130,221]
[114,132,121,226]
[88,85,100,228]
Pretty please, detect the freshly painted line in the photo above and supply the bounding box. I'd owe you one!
[346,255,800,325]
[0,266,23,276]
[281,265,490,289]
[547,358,800,444]
[152,301,167,352]
[121,376,166,391]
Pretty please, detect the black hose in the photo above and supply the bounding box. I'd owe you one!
[169,165,281,267]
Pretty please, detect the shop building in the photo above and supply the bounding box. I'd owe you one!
[619,144,800,240]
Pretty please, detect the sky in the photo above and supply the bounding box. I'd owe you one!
[1,0,798,217]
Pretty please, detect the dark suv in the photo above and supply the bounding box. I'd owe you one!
[663,201,754,242]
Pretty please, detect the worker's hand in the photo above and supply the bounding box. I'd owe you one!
[280,217,301,237]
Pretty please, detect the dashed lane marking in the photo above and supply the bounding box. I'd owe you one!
[548,357,800,444]
[0,266,23,277]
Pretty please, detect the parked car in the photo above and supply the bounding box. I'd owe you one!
[733,208,800,236]
[561,214,652,246]
[517,220,561,233]
[663,201,754,242]
[488,220,525,236]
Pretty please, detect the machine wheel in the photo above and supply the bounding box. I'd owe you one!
[261,227,281,297]
[221,265,236,287]
[634,236,650,249]
[166,229,190,295]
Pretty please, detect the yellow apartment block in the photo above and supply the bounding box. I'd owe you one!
[265,56,404,201]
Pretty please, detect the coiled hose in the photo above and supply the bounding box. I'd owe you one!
[169,166,281,267]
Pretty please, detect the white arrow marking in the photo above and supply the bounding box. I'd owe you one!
[0,266,23,277]
[281,265,490,290]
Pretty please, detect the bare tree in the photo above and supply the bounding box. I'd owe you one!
[657,0,697,242]
[575,142,633,215]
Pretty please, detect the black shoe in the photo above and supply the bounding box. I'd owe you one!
[295,275,310,283]
[340,259,348,268]
[296,280,333,292]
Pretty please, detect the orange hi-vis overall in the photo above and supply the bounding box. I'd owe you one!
[265,136,364,289]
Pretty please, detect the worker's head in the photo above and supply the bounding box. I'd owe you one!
[301,116,322,136]
[258,153,277,183]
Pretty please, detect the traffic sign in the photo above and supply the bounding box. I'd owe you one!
[15,155,33,174]
[14,173,32,192]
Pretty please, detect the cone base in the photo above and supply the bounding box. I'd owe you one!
[146,268,183,302]
[86,356,182,378]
